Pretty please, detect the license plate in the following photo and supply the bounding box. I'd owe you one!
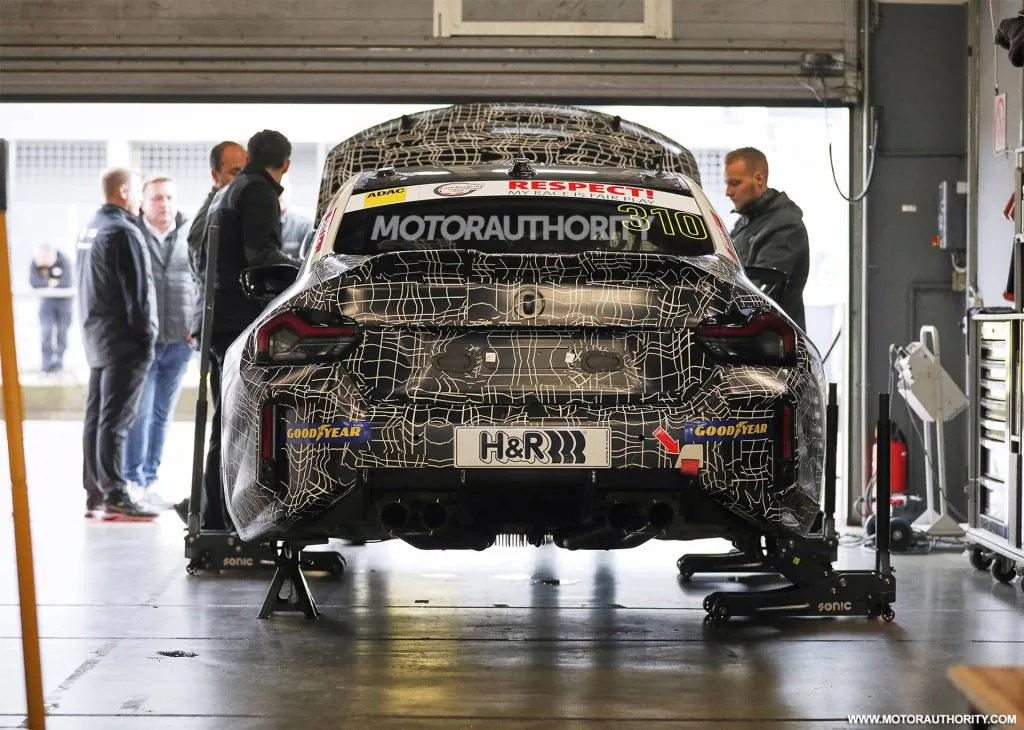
[454,427,610,468]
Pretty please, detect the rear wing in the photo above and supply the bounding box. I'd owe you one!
[315,103,702,221]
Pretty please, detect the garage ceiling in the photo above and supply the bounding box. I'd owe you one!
[0,0,861,103]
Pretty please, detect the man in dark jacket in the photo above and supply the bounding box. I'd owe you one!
[76,168,160,520]
[724,147,810,331]
[124,176,195,497]
[187,140,248,283]
[178,130,299,531]
[29,242,73,374]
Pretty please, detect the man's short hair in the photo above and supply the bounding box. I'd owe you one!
[100,167,136,199]
[209,141,243,172]
[247,130,292,170]
[143,175,175,194]
[725,147,769,176]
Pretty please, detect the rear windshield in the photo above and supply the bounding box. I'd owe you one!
[331,181,716,257]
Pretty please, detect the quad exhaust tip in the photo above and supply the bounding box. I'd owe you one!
[420,501,449,531]
[380,502,408,530]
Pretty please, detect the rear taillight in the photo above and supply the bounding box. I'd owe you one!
[255,310,360,364]
[697,312,796,366]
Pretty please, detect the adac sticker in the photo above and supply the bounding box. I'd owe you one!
[682,418,773,443]
[363,187,407,208]
[285,420,372,444]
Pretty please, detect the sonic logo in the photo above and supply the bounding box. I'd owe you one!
[286,420,372,444]
[683,418,773,443]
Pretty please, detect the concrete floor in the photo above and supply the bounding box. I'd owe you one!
[1,421,1022,729]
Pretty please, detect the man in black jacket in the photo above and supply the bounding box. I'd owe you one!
[29,242,73,374]
[77,168,160,520]
[187,141,248,283]
[179,130,299,530]
[724,147,810,331]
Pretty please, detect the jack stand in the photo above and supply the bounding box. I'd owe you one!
[703,387,897,622]
[258,541,347,619]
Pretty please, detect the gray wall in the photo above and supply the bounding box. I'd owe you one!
[977,0,1024,304]
[0,0,859,102]
[867,2,969,519]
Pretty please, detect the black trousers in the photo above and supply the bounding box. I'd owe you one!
[39,298,72,372]
[201,333,237,531]
[83,355,152,505]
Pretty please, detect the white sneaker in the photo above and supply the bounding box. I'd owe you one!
[126,482,147,503]
[141,482,176,510]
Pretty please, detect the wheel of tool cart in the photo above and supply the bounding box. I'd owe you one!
[702,595,715,612]
[881,606,895,622]
[712,603,731,622]
[969,547,994,571]
[185,550,211,576]
[990,556,1018,584]
[329,554,347,579]
[889,518,913,552]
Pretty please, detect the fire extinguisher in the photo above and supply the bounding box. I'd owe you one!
[870,421,908,511]
[867,422,913,551]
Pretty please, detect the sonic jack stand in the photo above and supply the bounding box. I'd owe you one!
[702,386,897,622]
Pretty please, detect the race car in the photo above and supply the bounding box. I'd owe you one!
[220,159,827,551]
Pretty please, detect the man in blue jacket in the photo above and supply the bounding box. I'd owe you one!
[724,147,810,331]
[76,168,160,520]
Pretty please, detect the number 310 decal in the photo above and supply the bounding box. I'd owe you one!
[616,204,709,240]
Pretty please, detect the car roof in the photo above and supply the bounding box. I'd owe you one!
[349,164,695,197]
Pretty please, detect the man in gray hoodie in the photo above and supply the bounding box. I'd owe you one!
[724,147,810,331]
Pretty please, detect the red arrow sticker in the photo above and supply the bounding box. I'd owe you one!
[653,427,679,455]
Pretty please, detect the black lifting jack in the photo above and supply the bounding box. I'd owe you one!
[183,223,346,603]
[701,385,897,622]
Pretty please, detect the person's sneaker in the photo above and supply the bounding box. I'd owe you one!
[103,496,160,521]
[141,483,177,510]
[173,498,190,525]
[84,493,105,519]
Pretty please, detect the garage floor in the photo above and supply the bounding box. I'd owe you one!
[1,422,1022,729]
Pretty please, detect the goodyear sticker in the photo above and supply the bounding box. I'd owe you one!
[286,420,372,444]
[363,187,407,208]
[682,418,773,443]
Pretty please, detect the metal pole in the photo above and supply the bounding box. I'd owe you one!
[824,383,839,539]
[876,393,892,575]
[187,222,220,538]
[0,141,47,728]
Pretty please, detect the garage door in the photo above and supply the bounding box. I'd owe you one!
[0,0,860,103]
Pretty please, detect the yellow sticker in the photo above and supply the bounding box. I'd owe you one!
[363,187,407,208]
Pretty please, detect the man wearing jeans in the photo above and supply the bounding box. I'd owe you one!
[125,176,195,498]
[78,168,160,520]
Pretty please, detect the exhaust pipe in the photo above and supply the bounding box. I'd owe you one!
[420,501,449,531]
[647,502,675,529]
[380,501,409,530]
[607,501,637,531]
